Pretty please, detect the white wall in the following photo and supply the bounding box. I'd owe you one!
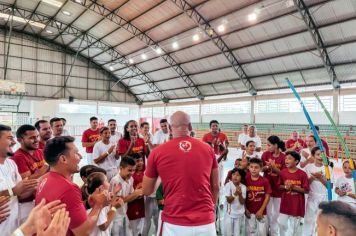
[202,114,250,123]
[255,112,330,124]
[339,111,356,125]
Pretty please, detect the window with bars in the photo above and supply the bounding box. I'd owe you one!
[340,95,356,111]
[202,101,251,114]
[254,96,333,113]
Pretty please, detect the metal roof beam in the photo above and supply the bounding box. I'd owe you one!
[70,0,204,100]
[293,0,340,88]
[170,0,257,95]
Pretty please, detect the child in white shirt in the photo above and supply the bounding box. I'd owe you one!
[335,160,356,208]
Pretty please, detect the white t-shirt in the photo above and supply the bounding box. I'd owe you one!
[139,133,153,143]
[152,130,170,145]
[241,135,262,148]
[87,206,112,236]
[223,182,246,218]
[110,174,134,218]
[335,176,356,206]
[110,132,122,146]
[237,133,248,144]
[304,164,333,196]
[236,150,261,159]
[0,158,22,235]
[93,141,118,171]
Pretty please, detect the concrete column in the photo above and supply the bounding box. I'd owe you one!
[332,89,339,125]
[198,103,203,124]
[250,98,255,124]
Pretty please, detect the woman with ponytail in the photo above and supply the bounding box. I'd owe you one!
[261,135,286,236]
[84,172,124,236]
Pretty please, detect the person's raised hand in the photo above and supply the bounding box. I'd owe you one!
[0,196,10,223]
[37,208,70,236]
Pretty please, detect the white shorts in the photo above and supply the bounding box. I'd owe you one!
[160,222,216,236]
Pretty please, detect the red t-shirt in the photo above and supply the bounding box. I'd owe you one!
[35,172,87,236]
[245,173,272,215]
[81,128,100,153]
[38,141,45,150]
[145,136,218,226]
[11,148,46,202]
[127,171,145,220]
[117,137,146,156]
[261,151,286,198]
[278,168,310,217]
[285,139,305,153]
[202,132,228,155]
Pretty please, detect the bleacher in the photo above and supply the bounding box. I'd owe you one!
[193,123,356,159]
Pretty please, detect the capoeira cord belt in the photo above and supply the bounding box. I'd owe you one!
[314,93,356,194]
[287,78,333,201]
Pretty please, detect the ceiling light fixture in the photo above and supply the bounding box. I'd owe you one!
[193,34,200,41]
[248,13,257,21]
[129,58,134,64]
[74,0,83,3]
[141,54,147,60]
[0,13,46,28]
[155,47,162,55]
[62,10,71,16]
[42,0,63,8]
[45,29,53,34]
[172,42,179,49]
[109,65,114,71]
[217,24,225,33]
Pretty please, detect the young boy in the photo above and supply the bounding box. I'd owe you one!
[245,158,272,236]
[335,160,356,208]
[110,157,143,236]
[278,151,309,236]
[127,154,145,236]
[303,146,333,236]
[223,168,246,236]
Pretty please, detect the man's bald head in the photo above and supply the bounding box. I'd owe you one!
[316,201,356,236]
[169,111,192,137]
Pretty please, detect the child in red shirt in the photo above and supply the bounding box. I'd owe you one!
[278,151,310,236]
[245,158,272,236]
[261,135,286,236]
[127,153,145,236]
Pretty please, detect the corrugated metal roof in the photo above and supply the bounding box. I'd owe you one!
[0,0,355,102]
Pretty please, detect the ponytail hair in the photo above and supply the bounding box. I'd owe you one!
[267,135,286,152]
[82,172,107,209]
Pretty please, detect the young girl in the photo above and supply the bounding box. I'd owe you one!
[224,158,241,185]
[117,120,147,160]
[223,168,247,236]
[335,160,356,208]
[84,172,124,236]
[261,135,286,236]
[303,146,334,236]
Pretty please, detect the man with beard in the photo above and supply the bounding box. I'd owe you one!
[11,125,48,224]
[50,117,64,137]
[0,125,38,235]
[34,120,52,150]
[108,119,122,146]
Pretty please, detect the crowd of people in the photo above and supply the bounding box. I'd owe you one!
[0,112,355,236]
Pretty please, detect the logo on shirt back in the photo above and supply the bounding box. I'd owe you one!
[179,141,192,152]
[38,178,48,193]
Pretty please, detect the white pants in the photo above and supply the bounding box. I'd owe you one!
[303,194,327,236]
[160,222,216,236]
[142,197,159,236]
[156,211,163,236]
[278,213,303,236]
[112,216,133,236]
[224,214,243,236]
[87,153,93,165]
[245,214,268,236]
[130,218,144,236]
[19,201,34,225]
[266,197,281,236]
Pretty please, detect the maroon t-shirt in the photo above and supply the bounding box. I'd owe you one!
[117,137,146,156]
[285,139,305,153]
[35,172,87,236]
[245,173,272,215]
[278,168,310,217]
[11,148,45,202]
[202,132,228,155]
[261,151,286,198]
[127,171,145,220]
[145,136,218,226]
[81,128,100,153]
